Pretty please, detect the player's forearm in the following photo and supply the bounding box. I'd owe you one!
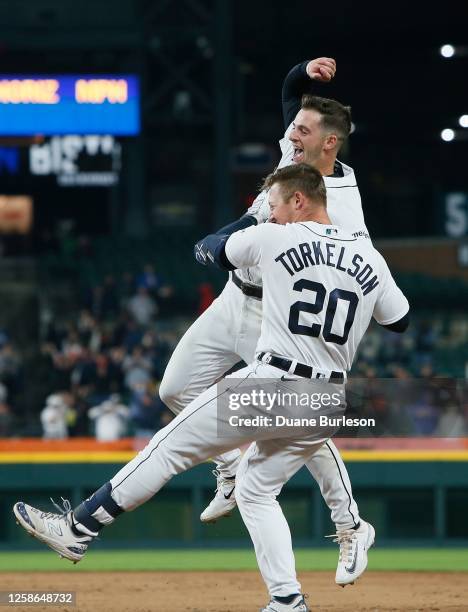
[214,213,257,236]
[282,61,312,129]
[194,215,256,267]
[194,233,236,271]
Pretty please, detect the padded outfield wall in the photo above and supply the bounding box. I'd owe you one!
[1,438,468,549]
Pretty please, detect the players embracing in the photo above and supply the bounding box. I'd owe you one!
[160,57,373,585]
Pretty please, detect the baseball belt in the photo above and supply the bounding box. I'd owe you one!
[257,351,345,383]
[231,271,262,299]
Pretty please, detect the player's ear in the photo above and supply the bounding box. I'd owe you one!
[294,191,306,210]
[324,133,337,150]
[294,191,302,209]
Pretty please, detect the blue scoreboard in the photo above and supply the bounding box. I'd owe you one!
[0,75,140,135]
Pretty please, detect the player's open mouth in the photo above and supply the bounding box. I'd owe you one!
[292,147,304,162]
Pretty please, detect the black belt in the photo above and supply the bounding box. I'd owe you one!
[257,352,345,383]
[231,271,262,299]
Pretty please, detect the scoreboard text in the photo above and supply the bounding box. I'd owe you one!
[0,75,139,135]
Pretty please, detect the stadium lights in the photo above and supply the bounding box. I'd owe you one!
[440,44,455,58]
[459,115,468,128]
[441,129,455,142]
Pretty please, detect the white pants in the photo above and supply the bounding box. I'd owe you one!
[159,280,360,529]
[111,361,327,597]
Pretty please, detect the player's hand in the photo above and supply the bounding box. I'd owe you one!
[306,57,336,82]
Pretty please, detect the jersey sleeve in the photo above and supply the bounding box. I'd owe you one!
[373,255,410,325]
[282,61,311,128]
[225,224,277,270]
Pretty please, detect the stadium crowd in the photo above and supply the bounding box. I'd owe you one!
[0,265,466,439]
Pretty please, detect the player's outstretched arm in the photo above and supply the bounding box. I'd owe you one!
[282,57,336,128]
[194,213,257,266]
[194,223,274,271]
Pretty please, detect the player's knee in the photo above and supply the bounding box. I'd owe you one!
[158,376,184,415]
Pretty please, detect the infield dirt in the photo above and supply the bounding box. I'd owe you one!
[2,571,467,611]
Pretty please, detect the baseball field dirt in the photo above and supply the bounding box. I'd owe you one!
[2,571,467,611]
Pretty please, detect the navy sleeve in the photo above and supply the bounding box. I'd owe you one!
[380,312,410,334]
[281,61,331,129]
[199,234,236,271]
[215,213,257,236]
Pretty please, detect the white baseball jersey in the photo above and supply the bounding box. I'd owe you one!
[239,123,369,287]
[226,221,408,372]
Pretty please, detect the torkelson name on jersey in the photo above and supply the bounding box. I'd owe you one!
[274,241,379,296]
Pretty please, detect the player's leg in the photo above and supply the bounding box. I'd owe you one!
[305,440,360,529]
[304,440,375,585]
[199,287,264,522]
[158,283,243,479]
[13,364,264,562]
[235,438,322,610]
[159,286,240,416]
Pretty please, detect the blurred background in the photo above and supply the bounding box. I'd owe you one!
[0,0,467,550]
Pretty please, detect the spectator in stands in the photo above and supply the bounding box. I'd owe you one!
[126,286,158,327]
[123,346,153,391]
[406,394,439,436]
[40,393,72,439]
[136,263,162,295]
[88,394,129,441]
[61,328,84,365]
[135,263,174,314]
[129,381,168,438]
[72,352,122,407]
[435,404,466,436]
[77,310,102,353]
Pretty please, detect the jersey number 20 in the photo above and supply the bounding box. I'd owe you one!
[288,279,358,346]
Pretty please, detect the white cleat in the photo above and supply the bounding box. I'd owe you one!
[331,520,375,586]
[200,470,237,523]
[261,594,310,611]
[13,500,94,563]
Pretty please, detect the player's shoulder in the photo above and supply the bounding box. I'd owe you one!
[234,221,285,242]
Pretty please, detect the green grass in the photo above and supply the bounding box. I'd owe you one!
[0,549,467,572]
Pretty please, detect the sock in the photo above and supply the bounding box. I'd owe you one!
[274,593,300,604]
[73,482,124,535]
[70,514,98,538]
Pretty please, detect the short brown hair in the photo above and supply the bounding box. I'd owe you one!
[262,163,327,206]
[301,94,352,142]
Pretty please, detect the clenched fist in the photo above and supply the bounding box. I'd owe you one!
[306,57,336,82]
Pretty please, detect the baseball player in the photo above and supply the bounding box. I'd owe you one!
[161,57,373,584]
[13,165,409,612]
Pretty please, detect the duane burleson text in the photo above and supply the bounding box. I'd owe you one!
[229,415,375,428]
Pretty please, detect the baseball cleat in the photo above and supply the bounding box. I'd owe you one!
[260,594,310,611]
[200,469,237,523]
[13,499,94,563]
[330,520,375,586]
